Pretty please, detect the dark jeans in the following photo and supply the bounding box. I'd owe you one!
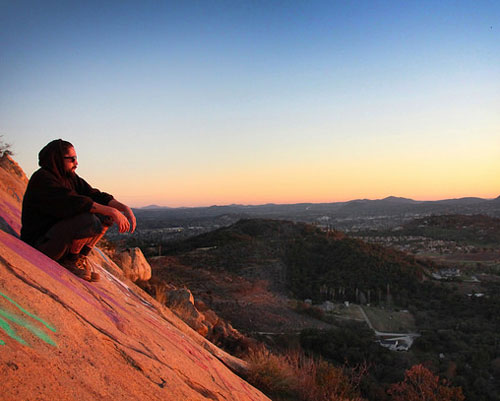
[35,213,112,261]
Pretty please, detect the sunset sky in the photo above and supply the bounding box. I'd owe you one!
[1,1,499,207]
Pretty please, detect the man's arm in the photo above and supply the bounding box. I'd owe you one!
[90,200,136,233]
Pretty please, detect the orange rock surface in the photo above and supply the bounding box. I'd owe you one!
[0,156,269,401]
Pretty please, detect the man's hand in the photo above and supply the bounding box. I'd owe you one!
[107,199,136,233]
[91,200,136,234]
[122,206,136,233]
[111,209,131,233]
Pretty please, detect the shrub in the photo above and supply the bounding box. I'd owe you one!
[0,135,12,159]
[138,277,171,305]
[294,300,326,321]
[246,348,297,400]
[387,364,465,401]
[246,348,366,401]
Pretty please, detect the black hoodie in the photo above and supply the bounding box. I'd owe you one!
[21,140,114,245]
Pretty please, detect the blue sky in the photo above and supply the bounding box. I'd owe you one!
[1,1,499,206]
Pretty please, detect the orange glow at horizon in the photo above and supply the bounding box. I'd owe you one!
[101,151,499,208]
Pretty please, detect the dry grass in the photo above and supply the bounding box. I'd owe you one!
[246,349,296,400]
[246,348,366,401]
[147,280,169,305]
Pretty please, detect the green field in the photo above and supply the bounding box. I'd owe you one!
[362,305,416,332]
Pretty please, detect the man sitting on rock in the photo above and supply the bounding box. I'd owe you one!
[21,139,136,282]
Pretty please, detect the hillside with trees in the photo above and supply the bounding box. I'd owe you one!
[163,218,430,305]
[155,218,499,400]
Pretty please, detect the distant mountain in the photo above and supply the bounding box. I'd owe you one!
[381,196,418,203]
[133,195,500,228]
[338,196,421,216]
[140,204,170,210]
[343,196,417,204]
[432,197,486,205]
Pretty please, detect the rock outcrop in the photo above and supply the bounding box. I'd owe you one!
[116,247,152,282]
[166,287,209,336]
[0,157,270,401]
[142,282,254,356]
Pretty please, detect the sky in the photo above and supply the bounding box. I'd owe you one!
[1,0,499,207]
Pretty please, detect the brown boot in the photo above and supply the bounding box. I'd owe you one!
[88,270,100,282]
[60,255,100,282]
[78,255,100,282]
[60,256,92,281]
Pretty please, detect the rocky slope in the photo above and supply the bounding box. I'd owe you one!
[0,156,269,401]
[0,155,27,236]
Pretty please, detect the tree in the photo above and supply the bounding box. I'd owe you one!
[0,135,13,158]
[387,364,464,401]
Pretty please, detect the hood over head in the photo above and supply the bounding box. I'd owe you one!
[38,139,74,185]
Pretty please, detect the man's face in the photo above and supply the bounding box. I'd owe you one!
[63,146,78,176]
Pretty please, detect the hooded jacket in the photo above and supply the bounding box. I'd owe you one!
[21,140,114,245]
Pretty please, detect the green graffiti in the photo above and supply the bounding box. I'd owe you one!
[0,316,28,345]
[0,291,56,332]
[0,290,57,347]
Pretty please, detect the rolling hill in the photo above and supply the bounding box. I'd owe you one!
[162,219,432,305]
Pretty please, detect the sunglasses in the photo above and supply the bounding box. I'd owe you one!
[63,156,77,162]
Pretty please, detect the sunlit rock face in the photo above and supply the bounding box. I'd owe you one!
[0,231,270,401]
[0,155,269,401]
[116,247,152,282]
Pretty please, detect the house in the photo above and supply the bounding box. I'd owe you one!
[378,336,414,352]
[439,268,461,278]
[467,293,485,298]
[320,301,335,312]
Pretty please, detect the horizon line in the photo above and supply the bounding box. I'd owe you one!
[133,194,499,210]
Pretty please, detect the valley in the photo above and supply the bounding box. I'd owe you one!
[107,207,500,400]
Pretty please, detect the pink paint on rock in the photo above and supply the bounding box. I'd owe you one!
[0,232,124,326]
[0,199,22,235]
